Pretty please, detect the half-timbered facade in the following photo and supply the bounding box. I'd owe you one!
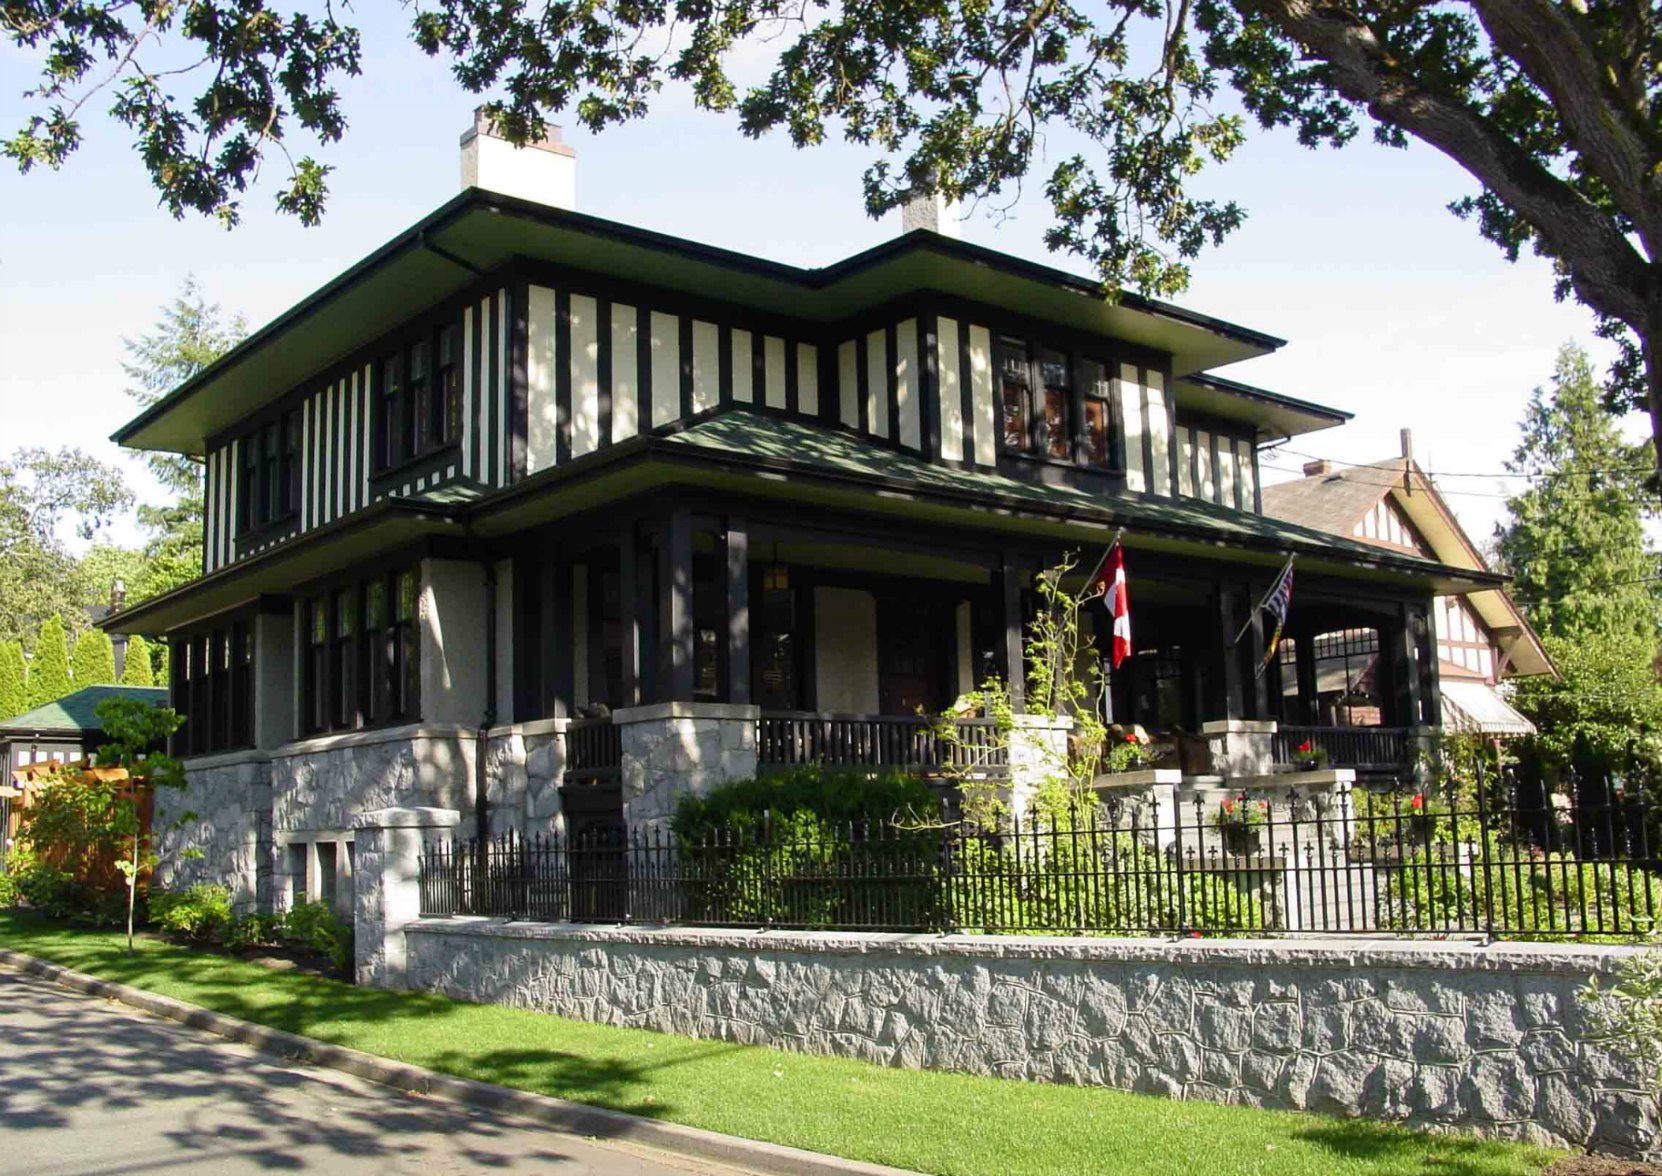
[106,113,1504,912]
[1262,437,1553,742]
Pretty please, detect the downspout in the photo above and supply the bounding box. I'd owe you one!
[476,559,498,845]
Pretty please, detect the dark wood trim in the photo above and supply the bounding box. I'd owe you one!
[618,521,641,707]
[510,281,530,482]
[635,304,653,435]
[957,317,977,465]
[785,339,801,416]
[678,315,695,423]
[596,296,614,448]
[921,314,942,461]
[470,289,486,479]
[718,324,734,410]
[726,517,750,705]
[554,288,573,466]
[550,545,575,720]
[884,322,902,445]
[855,332,871,435]
[658,505,695,700]
[999,554,1025,710]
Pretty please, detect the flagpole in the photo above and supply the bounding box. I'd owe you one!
[1079,527,1125,598]
[1234,554,1294,645]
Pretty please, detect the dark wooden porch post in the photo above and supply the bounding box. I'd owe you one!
[1392,606,1424,727]
[1246,595,1270,720]
[1417,605,1442,727]
[545,545,574,720]
[999,553,1025,709]
[658,505,696,701]
[1213,581,1245,719]
[618,522,640,707]
[726,517,750,704]
[1294,629,1319,725]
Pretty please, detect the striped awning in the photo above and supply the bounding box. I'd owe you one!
[1441,679,1535,737]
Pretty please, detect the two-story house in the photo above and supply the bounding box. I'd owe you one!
[104,112,1502,912]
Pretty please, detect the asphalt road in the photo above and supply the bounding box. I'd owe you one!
[0,969,753,1176]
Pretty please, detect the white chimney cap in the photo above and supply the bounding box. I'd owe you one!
[460,107,576,210]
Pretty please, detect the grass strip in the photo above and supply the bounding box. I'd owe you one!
[0,912,1562,1176]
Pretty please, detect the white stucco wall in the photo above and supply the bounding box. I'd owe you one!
[814,586,879,713]
[421,558,488,727]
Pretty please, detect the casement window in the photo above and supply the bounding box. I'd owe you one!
[377,321,462,472]
[235,410,302,535]
[996,336,1118,469]
[169,620,254,757]
[303,566,420,735]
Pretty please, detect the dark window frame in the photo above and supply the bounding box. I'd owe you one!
[234,409,302,538]
[302,565,422,736]
[374,319,463,476]
[995,335,1119,472]
[168,618,256,757]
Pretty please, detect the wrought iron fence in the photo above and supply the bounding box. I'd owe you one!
[420,783,1660,939]
[757,712,1008,778]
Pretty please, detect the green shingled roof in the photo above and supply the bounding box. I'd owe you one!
[659,412,1468,574]
[0,685,168,735]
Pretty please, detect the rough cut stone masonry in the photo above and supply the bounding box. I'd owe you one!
[402,921,1661,1160]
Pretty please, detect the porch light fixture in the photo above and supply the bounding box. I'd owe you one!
[763,543,789,592]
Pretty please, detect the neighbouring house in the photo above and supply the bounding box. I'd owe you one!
[0,685,169,779]
[1261,431,1554,749]
[101,110,1505,914]
[0,684,168,871]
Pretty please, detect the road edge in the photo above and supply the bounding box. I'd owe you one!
[0,948,919,1176]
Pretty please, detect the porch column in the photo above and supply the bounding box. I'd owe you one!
[1246,593,1270,720]
[541,546,574,719]
[618,523,641,707]
[658,505,695,701]
[999,552,1025,708]
[1414,603,1442,727]
[726,517,750,704]
[1295,631,1319,725]
[1212,581,1245,719]
[1392,606,1423,728]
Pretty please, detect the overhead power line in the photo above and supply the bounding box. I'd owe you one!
[1268,446,1653,482]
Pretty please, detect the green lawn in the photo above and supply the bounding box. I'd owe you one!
[0,911,1562,1176]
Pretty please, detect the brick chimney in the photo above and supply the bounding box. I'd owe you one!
[1303,459,1333,478]
[460,108,576,210]
[109,579,126,612]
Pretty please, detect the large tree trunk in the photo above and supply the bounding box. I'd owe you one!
[1646,313,1662,493]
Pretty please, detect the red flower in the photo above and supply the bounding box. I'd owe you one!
[1410,794,1424,810]
[1221,799,1235,815]
[1296,740,1313,754]
[1124,733,1139,744]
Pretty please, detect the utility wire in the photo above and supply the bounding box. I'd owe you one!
[1268,447,1653,482]
[1259,463,1638,502]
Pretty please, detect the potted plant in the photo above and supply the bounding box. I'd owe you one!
[1290,738,1330,771]
[1211,793,1270,857]
[1103,729,1157,774]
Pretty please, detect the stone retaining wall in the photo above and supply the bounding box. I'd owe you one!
[401,920,1660,1159]
[158,751,272,912]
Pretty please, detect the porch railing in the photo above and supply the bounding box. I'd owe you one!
[757,712,1008,778]
[1273,725,1413,773]
[566,718,623,784]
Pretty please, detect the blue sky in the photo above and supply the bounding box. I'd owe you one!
[0,17,1637,552]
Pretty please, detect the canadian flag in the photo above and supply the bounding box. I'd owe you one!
[1086,543,1133,668]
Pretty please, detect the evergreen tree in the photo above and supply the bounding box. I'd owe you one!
[1496,343,1662,795]
[27,615,71,707]
[0,640,26,720]
[154,642,170,690]
[71,629,117,686]
[1496,345,1660,645]
[120,635,154,687]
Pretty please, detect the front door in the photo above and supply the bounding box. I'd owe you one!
[877,597,945,715]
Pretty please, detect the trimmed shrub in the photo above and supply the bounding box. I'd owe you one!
[27,616,71,707]
[150,883,234,942]
[71,629,117,686]
[120,635,154,687]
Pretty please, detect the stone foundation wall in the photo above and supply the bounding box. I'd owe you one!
[161,752,273,912]
[401,921,1660,1159]
[618,703,758,826]
[270,727,476,834]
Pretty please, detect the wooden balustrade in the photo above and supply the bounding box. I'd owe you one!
[566,718,623,783]
[757,712,1008,777]
[1273,724,1412,772]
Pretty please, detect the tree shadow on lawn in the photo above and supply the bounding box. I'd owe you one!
[1293,1118,1558,1176]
